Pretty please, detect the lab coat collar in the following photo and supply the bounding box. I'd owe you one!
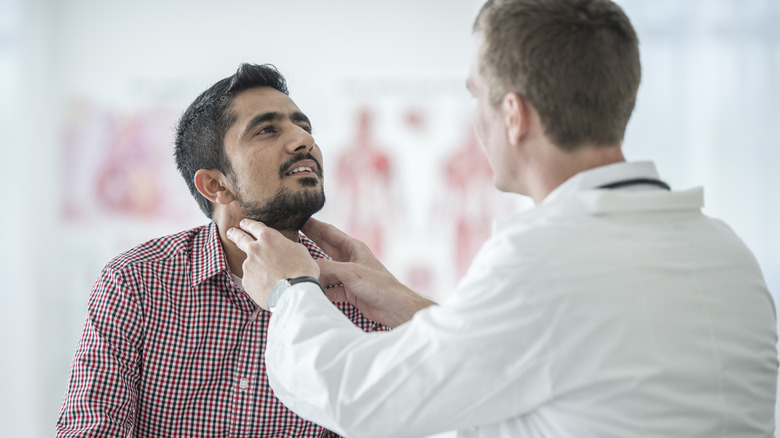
[543,161,662,205]
[496,161,704,233]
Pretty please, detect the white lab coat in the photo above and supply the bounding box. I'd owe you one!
[265,162,778,438]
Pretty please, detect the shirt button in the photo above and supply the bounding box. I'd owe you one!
[239,378,249,390]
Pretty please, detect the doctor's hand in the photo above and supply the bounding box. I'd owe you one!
[301,218,436,328]
[227,219,319,311]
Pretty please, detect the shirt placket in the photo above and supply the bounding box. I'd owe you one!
[227,306,263,436]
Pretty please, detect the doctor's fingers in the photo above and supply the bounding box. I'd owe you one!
[302,218,367,263]
[237,218,274,239]
[226,227,256,254]
[316,258,356,289]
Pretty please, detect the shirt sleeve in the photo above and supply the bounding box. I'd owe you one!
[56,265,143,437]
[333,300,390,333]
[264,261,557,438]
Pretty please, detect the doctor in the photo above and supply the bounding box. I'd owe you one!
[227,0,778,436]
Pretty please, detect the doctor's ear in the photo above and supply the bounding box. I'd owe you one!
[501,92,529,145]
[194,169,236,205]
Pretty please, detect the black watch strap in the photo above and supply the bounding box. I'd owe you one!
[288,276,325,292]
[269,276,325,312]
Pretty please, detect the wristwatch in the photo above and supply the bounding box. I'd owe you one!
[268,276,325,312]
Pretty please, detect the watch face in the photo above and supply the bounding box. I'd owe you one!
[268,279,291,311]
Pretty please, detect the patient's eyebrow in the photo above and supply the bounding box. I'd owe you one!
[243,111,283,137]
[241,111,313,139]
[291,111,312,128]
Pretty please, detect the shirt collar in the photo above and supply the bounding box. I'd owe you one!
[191,222,331,288]
[299,230,330,260]
[191,222,229,287]
[543,161,661,205]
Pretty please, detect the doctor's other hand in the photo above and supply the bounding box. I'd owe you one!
[302,218,436,328]
[227,218,320,311]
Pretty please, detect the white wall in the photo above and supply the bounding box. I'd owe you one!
[0,0,777,436]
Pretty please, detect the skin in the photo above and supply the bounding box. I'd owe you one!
[229,32,626,323]
[194,86,323,278]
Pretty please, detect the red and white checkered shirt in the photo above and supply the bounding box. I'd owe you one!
[56,222,386,437]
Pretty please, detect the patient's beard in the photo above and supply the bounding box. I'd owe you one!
[237,184,325,233]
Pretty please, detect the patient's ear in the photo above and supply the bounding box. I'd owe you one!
[194,169,236,206]
[501,92,529,146]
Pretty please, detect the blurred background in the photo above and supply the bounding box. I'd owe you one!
[0,0,778,436]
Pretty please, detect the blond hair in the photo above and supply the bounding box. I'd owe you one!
[473,0,641,150]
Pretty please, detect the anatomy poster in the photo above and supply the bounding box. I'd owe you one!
[60,99,202,226]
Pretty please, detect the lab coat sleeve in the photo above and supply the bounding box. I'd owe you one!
[264,253,559,438]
